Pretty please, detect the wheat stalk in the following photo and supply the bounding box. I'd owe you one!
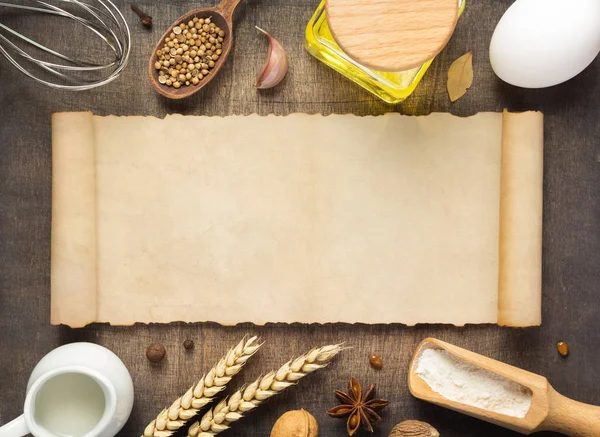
[143,336,262,437]
[187,343,343,437]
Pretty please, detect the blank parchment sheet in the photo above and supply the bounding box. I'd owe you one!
[51,111,543,327]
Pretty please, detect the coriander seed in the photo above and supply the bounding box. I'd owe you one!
[155,15,226,89]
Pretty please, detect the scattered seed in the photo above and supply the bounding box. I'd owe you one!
[369,355,383,369]
[183,339,194,349]
[146,343,166,363]
[557,341,569,357]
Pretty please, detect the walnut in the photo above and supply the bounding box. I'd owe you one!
[270,409,318,437]
[389,421,439,437]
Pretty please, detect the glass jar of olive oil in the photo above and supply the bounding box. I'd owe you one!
[305,0,466,104]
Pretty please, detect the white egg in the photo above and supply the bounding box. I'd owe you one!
[489,0,600,88]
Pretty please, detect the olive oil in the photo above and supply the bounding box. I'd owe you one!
[305,0,465,104]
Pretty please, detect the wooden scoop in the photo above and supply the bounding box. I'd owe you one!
[148,0,244,99]
[409,338,600,437]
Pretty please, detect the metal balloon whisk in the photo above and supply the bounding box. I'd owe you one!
[0,0,131,90]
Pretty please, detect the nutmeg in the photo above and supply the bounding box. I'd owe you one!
[146,343,166,363]
[389,420,439,437]
[270,409,318,437]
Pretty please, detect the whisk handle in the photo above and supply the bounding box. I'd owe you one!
[215,0,245,20]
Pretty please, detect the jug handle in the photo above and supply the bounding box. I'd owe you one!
[0,415,28,437]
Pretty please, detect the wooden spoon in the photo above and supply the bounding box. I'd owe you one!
[408,338,600,437]
[148,0,244,99]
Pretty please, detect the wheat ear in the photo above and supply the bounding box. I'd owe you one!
[188,343,343,437]
[143,336,262,437]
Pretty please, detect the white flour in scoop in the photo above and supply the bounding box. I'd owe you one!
[415,348,532,418]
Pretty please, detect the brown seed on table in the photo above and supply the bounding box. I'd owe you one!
[146,343,166,363]
[369,355,383,369]
[557,341,569,357]
[183,339,194,349]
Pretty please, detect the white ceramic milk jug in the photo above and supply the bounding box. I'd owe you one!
[0,343,134,437]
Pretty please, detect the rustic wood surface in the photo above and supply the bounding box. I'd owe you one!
[1,1,599,437]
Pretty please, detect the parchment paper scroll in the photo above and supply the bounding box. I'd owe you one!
[51,111,543,327]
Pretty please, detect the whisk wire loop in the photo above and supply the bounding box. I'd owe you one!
[0,0,131,90]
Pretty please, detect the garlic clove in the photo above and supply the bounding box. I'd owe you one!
[255,27,288,89]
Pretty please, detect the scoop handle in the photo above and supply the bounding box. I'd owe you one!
[215,0,245,20]
[539,386,600,437]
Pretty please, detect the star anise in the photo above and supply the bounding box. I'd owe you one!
[326,377,389,436]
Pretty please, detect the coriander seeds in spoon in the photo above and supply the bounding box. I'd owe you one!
[149,0,244,99]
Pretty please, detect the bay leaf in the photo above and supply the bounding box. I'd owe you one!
[447,51,473,102]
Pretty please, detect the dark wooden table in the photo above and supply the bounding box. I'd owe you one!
[1,1,599,436]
